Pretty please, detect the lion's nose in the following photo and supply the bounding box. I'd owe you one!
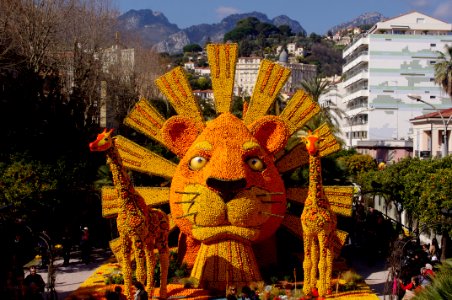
[206,177,247,202]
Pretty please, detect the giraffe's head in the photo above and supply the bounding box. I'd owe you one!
[89,128,115,152]
[302,130,322,156]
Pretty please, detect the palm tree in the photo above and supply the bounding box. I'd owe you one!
[434,45,452,98]
[299,75,345,134]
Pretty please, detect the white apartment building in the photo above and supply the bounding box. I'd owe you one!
[234,50,316,97]
[341,11,452,160]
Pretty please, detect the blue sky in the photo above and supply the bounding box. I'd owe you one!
[113,0,452,34]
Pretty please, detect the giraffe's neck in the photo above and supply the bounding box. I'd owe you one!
[307,154,328,208]
[106,143,138,211]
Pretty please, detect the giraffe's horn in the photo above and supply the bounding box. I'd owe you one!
[108,128,115,134]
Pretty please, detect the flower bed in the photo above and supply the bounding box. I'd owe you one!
[67,262,379,300]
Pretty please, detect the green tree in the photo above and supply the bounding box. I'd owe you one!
[356,157,452,258]
[337,154,376,180]
[183,43,202,53]
[434,45,452,98]
[299,76,345,134]
[278,25,293,37]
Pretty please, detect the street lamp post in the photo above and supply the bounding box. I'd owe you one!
[408,94,451,157]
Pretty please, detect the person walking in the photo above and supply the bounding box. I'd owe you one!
[61,228,72,266]
[115,285,127,300]
[133,281,148,300]
[80,227,90,264]
[226,286,238,300]
[23,266,45,300]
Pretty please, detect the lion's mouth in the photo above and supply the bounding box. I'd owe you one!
[191,225,261,243]
[173,184,286,242]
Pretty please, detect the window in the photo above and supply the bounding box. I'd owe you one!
[430,43,436,47]
[416,18,425,24]
[430,96,436,99]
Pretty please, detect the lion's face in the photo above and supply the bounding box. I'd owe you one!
[163,112,288,243]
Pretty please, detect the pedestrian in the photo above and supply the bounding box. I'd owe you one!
[240,285,252,300]
[226,285,238,300]
[80,227,90,264]
[133,281,148,300]
[429,238,439,259]
[23,266,45,300]
[398,276,422,300]
[61,228,72,266]
[424,263,435,277]
[115,285,127,300]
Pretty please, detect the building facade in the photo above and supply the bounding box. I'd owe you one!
[410,108,452,158]
[234,51,316,97]
[341,11,452,160]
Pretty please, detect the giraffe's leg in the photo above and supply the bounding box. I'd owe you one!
[133,237,146,285]
[302,235,313,295]
[120,236,133,300]
[155,213,170,299]
[317,232,329,298]
[325,233,334,295]
[310,237,319,296]
[144,237,156,298]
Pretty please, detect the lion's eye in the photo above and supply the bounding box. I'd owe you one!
[189,156,208,171]
[246,157,265,171]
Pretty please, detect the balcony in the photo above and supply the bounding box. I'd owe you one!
[343,34,369,57]
[343,51,368,73]
[343,89,369,103]
[343,69,369,88]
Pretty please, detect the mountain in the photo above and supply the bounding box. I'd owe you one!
[118,10,306,54]
[328,12,386,34]
[117,9,180,47]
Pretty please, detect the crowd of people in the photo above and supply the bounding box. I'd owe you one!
[2,225,93,300]
[226,285,260,300]
[391,236,441,300]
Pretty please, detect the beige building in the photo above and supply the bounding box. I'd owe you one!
[410,108,452,158]
[234,50,316,96]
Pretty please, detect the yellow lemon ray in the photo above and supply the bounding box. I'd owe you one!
[243,59,291,125]
[281,214,303,237]
[114,135,177,178]
[323,186,354,217]
[316,123,341,157]
[101,186,171,218]
[286,187,354,218]
[155,67,204,123]
[275,143,310,173]
[206,43,238,113]
[279,89,321,136]
[124,98,167,145]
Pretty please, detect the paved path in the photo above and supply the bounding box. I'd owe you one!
[349,255,391,300]
[33,248,112,300]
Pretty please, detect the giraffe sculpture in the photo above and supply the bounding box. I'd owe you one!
[89,128,169,300]
[300,125,340,299]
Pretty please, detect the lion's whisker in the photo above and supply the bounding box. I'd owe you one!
[175,191,200,195]
[260,212,285,219]
[256,192,284,197]
[176,212,197,219]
